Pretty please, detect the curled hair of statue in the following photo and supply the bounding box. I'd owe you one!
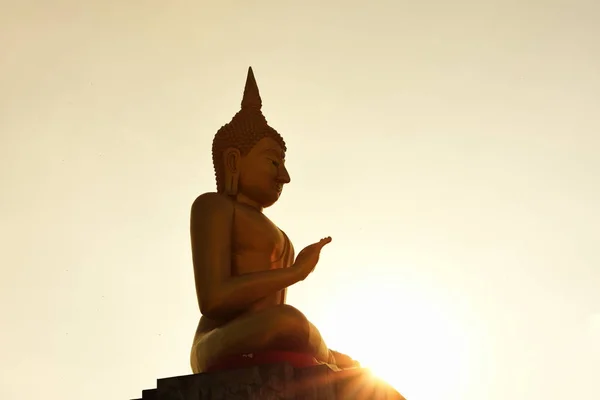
[212,67,287,193]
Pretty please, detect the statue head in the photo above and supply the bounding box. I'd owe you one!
[212,67,290,208]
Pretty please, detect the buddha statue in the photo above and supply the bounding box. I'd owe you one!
[189,67,358,374]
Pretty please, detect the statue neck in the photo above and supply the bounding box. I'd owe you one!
[235,193,264,213]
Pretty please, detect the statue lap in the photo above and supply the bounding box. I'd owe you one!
[191,304,332,373]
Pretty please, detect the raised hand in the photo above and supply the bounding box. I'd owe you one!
[293,237,332,280]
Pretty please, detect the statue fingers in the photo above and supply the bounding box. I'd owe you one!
[318,236,332,247]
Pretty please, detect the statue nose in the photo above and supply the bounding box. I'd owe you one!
[278,166,291,184]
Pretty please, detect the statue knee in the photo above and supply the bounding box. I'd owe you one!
[273,304,309,327]
[269,305,311,345]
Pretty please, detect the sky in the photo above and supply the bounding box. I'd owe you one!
[1,1,599,399]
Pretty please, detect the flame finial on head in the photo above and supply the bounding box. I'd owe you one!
[241,67,262,110]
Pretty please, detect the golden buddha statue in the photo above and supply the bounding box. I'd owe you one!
[189,67,358,374]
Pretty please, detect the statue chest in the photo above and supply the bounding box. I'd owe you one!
[231,206,289,274]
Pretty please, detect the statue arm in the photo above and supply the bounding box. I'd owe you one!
[279,238,295,304]
[191,193,301,319]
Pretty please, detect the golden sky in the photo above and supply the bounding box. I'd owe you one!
[1,1,599,399]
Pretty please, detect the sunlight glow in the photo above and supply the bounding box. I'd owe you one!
[318,277,472,400]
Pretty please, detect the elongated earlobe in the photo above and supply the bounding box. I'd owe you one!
[225,173,238,196]
[223,148,240,196]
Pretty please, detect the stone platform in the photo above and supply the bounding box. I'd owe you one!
[131,363,405,400]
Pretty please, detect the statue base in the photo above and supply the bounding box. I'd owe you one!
[131,363,405,400]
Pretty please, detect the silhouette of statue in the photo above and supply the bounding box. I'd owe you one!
[189,67,359,373]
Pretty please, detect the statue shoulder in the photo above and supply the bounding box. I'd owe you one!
[191,192,234,220]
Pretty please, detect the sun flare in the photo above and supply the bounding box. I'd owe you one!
[316,279,472,400]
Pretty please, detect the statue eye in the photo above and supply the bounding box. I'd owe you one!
[271,159,280,167]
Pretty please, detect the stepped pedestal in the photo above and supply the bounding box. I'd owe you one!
[131,363,404,400]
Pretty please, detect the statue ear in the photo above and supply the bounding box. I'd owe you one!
[223,148,241,196]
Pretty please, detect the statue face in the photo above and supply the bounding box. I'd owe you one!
[237,137,290,208]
